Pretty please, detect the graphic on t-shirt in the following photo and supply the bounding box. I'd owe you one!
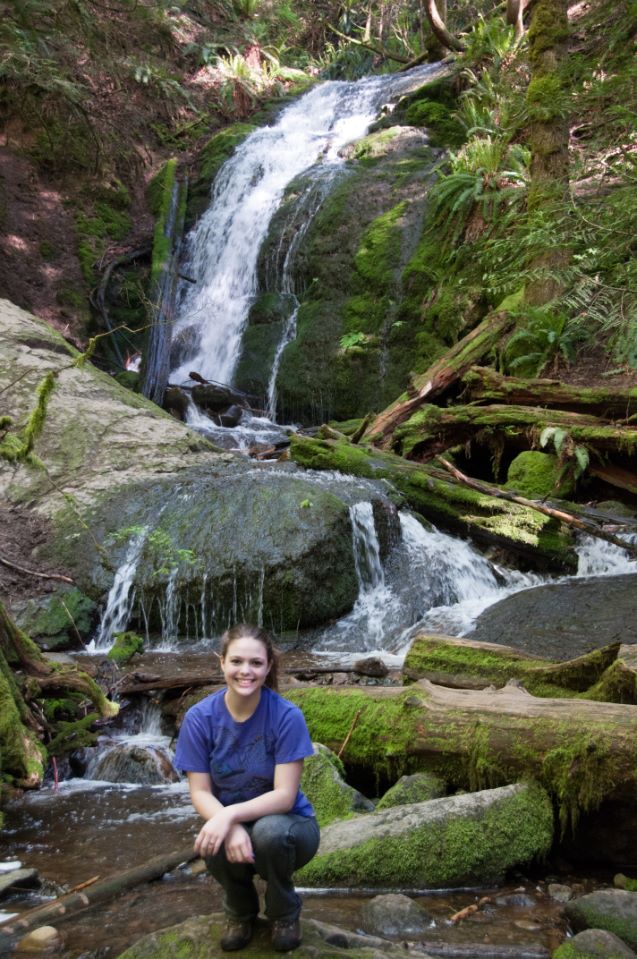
[211,726,276,803]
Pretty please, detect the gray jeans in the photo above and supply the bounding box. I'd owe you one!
[206,814,320,922]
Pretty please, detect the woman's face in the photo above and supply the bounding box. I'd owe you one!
[220,636,271,698]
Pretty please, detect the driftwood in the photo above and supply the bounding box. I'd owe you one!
[0,555,74,585]
[364,311,517,447]
[0,846,197,945]
[461,366,637,420]
[436,456,637,559]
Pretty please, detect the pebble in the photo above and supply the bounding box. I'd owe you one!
[16,927,62,952]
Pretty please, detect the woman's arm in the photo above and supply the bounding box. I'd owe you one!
[187,771,254,863]
[194,761,304,857]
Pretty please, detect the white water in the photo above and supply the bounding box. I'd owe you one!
[89,529,147,652]
[575,532,637,576]
[170,64,440,395]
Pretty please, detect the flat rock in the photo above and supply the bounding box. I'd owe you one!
[114,913,435,959]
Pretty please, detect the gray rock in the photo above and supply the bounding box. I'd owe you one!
[354,657,389,678]
[114,913,434,959]
[297,781,554,888]
[360,893,430,939]
[376,772,446,810]
[554,928,637,958]
[566,890,637,950]
[548,883,573,902]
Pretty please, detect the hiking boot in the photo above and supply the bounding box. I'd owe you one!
[271,917,302,952]
[220,919,254,951]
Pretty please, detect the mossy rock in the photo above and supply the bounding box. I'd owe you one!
[107,631,144,665]
[376,772,446,809]
[187,123,256,223]
[566,891,637,950]
[115,913,420,959]
[553,928,637,958]
[297,781,554,888]
[301,744,374,826]
[506,450,575,499]
[11,587,96,650]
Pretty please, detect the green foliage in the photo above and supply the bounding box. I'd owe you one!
[539,427,590,483]
[459,14,517,68]
[0,371,57,467]
[502,307,574,375]
[108,631,144,664]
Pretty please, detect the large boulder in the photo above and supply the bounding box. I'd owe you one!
[0,301,399,637]
[566,890,637,951]
[553,928,637,959]
[114,913,435,959]
[296,781,554,888]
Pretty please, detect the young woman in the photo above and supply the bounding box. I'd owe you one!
[174,624,320,952]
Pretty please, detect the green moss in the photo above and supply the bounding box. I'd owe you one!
[107,631,144,664]
[506,450,574,498]
[149,159,178,284]
[349,128,403,161]
[14,587,96,649]
[300,748,359,826]
[376,771,446,809]
[200,124,256,183]
[615,874,637,892]
[527,75,569,122]
[297,782,553,887]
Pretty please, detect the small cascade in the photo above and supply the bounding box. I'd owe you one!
[351,501,385,591]
[576,532,637,576]
[84,742,179,786]
[89,530,147,652]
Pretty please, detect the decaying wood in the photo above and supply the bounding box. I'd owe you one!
[0,555,74,584]
[461,367,637,420]
[435,457,637,559]
[589,462,637,496]
[0,846,198,944]
[450,896,492,923]
[364,311,517,447]
[424,0,466,52]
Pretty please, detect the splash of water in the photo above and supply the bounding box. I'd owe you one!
[89,529,148,652]
[575,532,637,576]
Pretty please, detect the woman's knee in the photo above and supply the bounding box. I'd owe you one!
[251,814,291,856]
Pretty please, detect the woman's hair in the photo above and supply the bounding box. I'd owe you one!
[219,624,279,692]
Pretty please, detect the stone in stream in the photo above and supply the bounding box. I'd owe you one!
[565,890,637,950]
[114,913,435,959]
[360,893,431,939]
[375,772,446,810]
[300,744,374,826]
[15,926,63,952]
[296,782,554,888]
[553,928,637,959]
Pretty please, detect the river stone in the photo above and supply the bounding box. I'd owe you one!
[469,574,637,659]
[548,883,574,902]
[301,744,374,826]
[15,926,62,952]
[360,893,431,939]
[553,928,637,959]
[114,913,434,959]
[296,781,554,888]
[376,772,446,810]
[86,744,179,785]
[566,890,637,949]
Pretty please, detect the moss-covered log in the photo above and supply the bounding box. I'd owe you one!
[461,367,637,420]
[402,634,622,699]
[0,602,118,787]
[363,310,517,447]
[286,682,637,834]
[290,433,576,570]
[392,402,637,462]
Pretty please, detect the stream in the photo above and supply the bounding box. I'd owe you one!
[3,62,637,959]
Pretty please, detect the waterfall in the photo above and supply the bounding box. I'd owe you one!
[89,529,147,652]
[170,64,441,393]
[575,532,637,576]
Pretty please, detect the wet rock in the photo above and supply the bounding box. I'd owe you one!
[218,404,243,427]
[297,782,554,888]
[162,386,189,420]
[301,744,374,826]
[376,772,446,810]
[616,876,637,893]
[11,587,96,651]
[548,883,574,902]
[566,889,637,949]
[87,744,179,785]
[553,928,637,958]
[16,926,62,952]
[0,869,39,896]
[114,913,434,959]
[470,575,637,659]
[354,657,389,679]
[360,893,431,939]
[495,892,536,907]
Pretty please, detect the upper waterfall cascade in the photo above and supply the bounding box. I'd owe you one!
[170,64,441,398]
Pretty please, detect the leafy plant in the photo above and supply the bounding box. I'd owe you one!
[540,427,590,482]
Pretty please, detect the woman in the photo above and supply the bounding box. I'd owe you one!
[174,624,320,952]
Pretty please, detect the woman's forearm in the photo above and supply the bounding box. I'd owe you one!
[225,787,295,825]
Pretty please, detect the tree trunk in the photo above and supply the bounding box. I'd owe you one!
[423,0,465,53]
[287,681,637,832]
[364,310,517,447]
[525,0,571,306]
[461,366,637,420]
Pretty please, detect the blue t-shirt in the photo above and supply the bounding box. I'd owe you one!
[174,686,315,818]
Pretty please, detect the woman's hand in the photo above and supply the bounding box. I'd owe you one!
[224,824,255,864]
[194,808,235,857]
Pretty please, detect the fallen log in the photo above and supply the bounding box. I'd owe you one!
[402,633,621,698]
[364,311,517,447]
[286,681,637,833]
[289,433,577,570]
[435,457,637,559]
[0,846,197,946]
[460,366,637,420]
[393,402,637,462]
